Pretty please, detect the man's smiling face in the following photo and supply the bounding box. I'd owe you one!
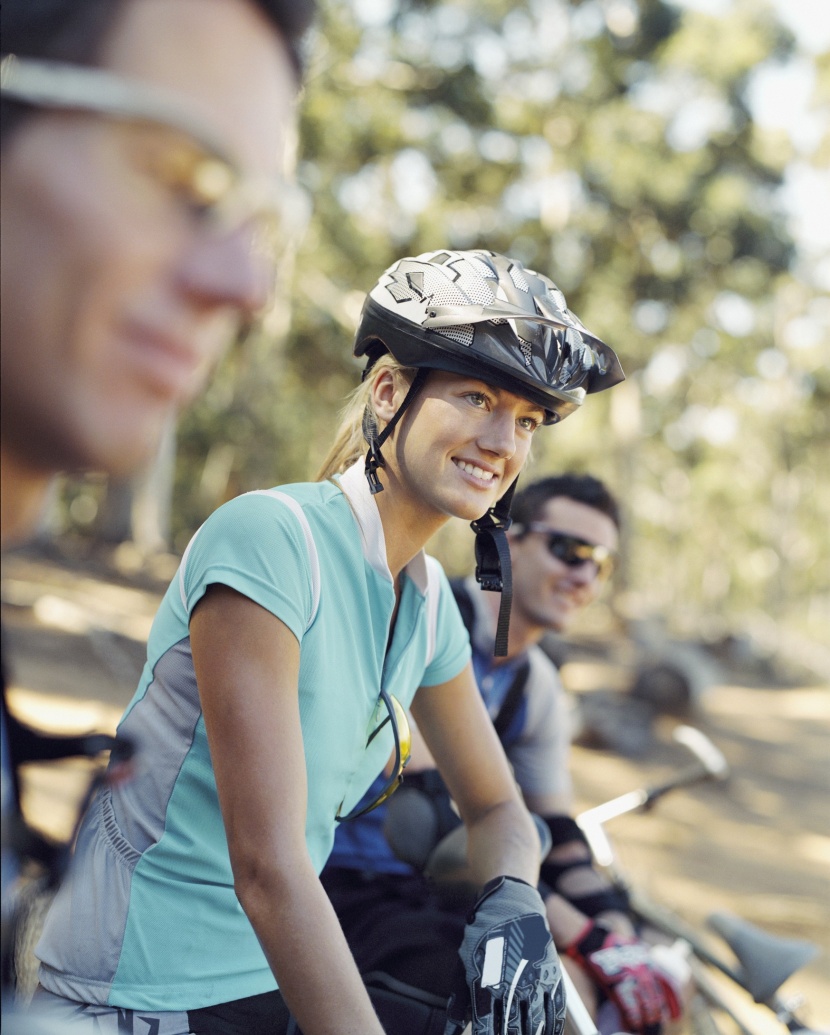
[509,495,619,635]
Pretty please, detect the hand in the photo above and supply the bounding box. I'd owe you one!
[565,921,683,1035]
[445,876,566,1035]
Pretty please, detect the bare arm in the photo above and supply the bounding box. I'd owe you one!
[524,789,634,943]
[410,661,540,887]
[190,585,384,1035]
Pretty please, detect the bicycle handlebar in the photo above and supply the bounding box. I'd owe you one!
[572,728,822,1032]
[576,726,729,867]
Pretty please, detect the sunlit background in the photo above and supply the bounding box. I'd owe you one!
[53,0,828,678]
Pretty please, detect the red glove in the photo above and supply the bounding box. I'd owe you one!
[565,921,682,1034]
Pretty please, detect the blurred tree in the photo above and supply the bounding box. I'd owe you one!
[136,0,830,653]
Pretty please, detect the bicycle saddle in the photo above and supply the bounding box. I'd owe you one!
[707,910,818,1002]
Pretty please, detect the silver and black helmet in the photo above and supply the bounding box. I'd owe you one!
[354,249,624,423]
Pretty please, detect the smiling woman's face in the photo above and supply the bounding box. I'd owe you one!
[384,370,546,525]
[0,0,297,481]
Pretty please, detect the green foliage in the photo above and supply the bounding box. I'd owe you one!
[172,0,829,645]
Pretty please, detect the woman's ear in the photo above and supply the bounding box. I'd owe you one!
[369,368,402,426]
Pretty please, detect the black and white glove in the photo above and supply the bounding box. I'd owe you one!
[444,875,566,1035]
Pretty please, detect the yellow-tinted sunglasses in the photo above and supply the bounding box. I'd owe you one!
[336,688,412,822]
[0,55,309,251]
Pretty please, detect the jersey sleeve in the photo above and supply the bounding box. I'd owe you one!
[508,648,573,804]
[179,491,315,644]
[421,561,472,687]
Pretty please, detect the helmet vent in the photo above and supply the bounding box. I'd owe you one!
[509,264,530,292]
[426,279,468,306]
[389,281,417,303]
[519,338,533,365]
[462,254,499,280]
[436,324,475,346]
[547,286,568,311]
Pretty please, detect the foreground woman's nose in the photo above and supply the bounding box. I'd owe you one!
[177,223,275,316]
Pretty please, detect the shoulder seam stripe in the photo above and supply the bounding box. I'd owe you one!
[178,525,203,609]
[249,490,321,630]
[424,555,442,669]
[178,492,321,631]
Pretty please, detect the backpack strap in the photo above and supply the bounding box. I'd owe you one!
[449,579,530,742]
[492,658,531,741]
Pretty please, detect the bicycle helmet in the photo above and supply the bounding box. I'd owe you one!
[355,249,623,421]
[353,249,624,654]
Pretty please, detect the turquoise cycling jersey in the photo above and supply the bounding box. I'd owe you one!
[36,462,470,1011]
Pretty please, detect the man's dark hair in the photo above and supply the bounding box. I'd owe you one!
[511,473,620,532]
[1,0,316,143]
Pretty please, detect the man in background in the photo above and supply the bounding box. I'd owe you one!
[1,0,315,1010]
[324,473,683,1033]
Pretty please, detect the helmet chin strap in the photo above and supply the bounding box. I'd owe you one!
[471,478,518,657]
[363,368,429,495]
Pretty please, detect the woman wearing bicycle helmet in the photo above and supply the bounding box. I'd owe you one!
[35,249,622,1035]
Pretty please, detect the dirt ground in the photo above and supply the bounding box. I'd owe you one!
[2,547,828,1031]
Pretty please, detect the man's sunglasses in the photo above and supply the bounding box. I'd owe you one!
[524,524,616,580]
[336,688,412,822]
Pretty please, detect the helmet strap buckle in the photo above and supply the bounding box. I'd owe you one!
[471,478,519,657]
[473,522,513,657]
[364,440,386,496]
[470,510,512,537]
[361,367,429,497]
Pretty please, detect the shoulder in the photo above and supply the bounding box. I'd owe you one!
[178,482,349,626]
[447,575,479,636]
[420,557,473,683]
[526,642,564,688]
[423,556,458,634]
[196,481,347,546]
[426,560,472,632]
[424,555,456,594]
[520,643,567,719]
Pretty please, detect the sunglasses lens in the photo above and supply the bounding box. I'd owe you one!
[547,534,574,564]
[388,693,412,771]
[336,692,410,822]
[546,533,614,579]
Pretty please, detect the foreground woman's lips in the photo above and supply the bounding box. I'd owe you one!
[121,323,207,401]
[453,458,497,484]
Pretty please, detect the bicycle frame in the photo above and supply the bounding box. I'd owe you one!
[574,725,821,1035]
